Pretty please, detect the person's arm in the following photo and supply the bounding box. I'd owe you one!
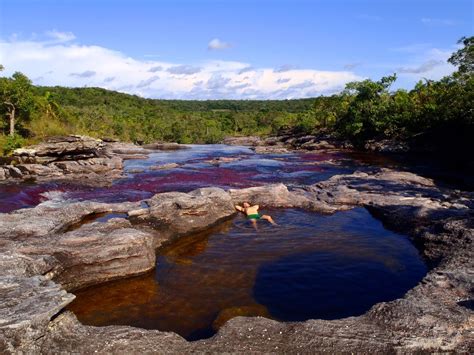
[235,205,244,212]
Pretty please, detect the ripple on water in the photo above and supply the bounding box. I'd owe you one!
[67,207,427,341]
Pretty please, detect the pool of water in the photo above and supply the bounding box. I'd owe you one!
[0,145,402,213]
[68,207,427,341]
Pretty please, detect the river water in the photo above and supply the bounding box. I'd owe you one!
[1,145,423,340]
[0,144,402,213]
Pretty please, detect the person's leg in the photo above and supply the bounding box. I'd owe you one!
[250,218,258,230]
[261,215,277,225]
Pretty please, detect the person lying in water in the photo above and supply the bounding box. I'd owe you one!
[235,202,276,226]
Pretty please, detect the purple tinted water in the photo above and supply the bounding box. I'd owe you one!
[0,145,396,213]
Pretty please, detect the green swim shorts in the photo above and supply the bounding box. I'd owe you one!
[247,214,261,220]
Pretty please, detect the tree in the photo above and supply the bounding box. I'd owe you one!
[0,68,34,136]
[448,36,473,75]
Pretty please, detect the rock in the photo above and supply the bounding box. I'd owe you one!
[252,146,289,154]
[149,163,180,170]
[0,275,75,353]
[212,305,270,331]
[105,142,153,156]
[7,166,22,178]
[134,187,236,243]
[204,157,241,165]
[1,136,125,183]
[364,139,410,153]
[222,136,263,146]
[300,140,337,150]
[13,135,104,163]
[49,219,156,290]
[142,142,188,150]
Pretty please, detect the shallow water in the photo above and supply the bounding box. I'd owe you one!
[68,207,427,341]
[0,144,400,213]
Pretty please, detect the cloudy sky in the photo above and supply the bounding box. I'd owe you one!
[0,0,472,99]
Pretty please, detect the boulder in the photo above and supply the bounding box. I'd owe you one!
[132,187,236,243]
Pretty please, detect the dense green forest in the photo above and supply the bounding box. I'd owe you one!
[0,36,472,155]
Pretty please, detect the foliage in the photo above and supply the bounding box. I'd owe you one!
[0,70,35,136]
[0,133,25,155]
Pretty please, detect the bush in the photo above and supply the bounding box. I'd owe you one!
[0,134,25,155]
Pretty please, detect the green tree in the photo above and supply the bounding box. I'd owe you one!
[0,68,34,136]
[448,36,473,75]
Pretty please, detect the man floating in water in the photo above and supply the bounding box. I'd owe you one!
[235,202,277,226]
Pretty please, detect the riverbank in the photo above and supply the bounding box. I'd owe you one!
[1,142,472,353]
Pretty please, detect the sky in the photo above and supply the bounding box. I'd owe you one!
[0,0,472,99]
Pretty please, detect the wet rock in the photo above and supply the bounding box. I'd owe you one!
[212,305,270,331]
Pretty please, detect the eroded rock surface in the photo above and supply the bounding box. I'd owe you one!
[0,136,126,183]
[0,168,473,353]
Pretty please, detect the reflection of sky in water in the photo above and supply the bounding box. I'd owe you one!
[0,145,392,213]
[69,207,427,341]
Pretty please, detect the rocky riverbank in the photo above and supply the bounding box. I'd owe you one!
[0,136,189,184]
[1,164,473,353]
[223,134,410,154]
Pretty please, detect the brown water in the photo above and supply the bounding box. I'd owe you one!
[68,208,427,340]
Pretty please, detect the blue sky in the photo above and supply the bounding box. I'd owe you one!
[0,0,472,99]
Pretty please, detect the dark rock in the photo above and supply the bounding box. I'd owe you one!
[364,139,410,153]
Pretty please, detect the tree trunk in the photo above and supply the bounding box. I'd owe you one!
[9,106,16,136]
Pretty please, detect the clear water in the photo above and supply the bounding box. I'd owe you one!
[68,207,427,341]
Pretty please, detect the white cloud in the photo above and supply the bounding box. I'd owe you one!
[208,38,231,50]
[45,30,76,43]
[0,31,361,99]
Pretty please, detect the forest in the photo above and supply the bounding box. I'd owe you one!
[0,36,472,156]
